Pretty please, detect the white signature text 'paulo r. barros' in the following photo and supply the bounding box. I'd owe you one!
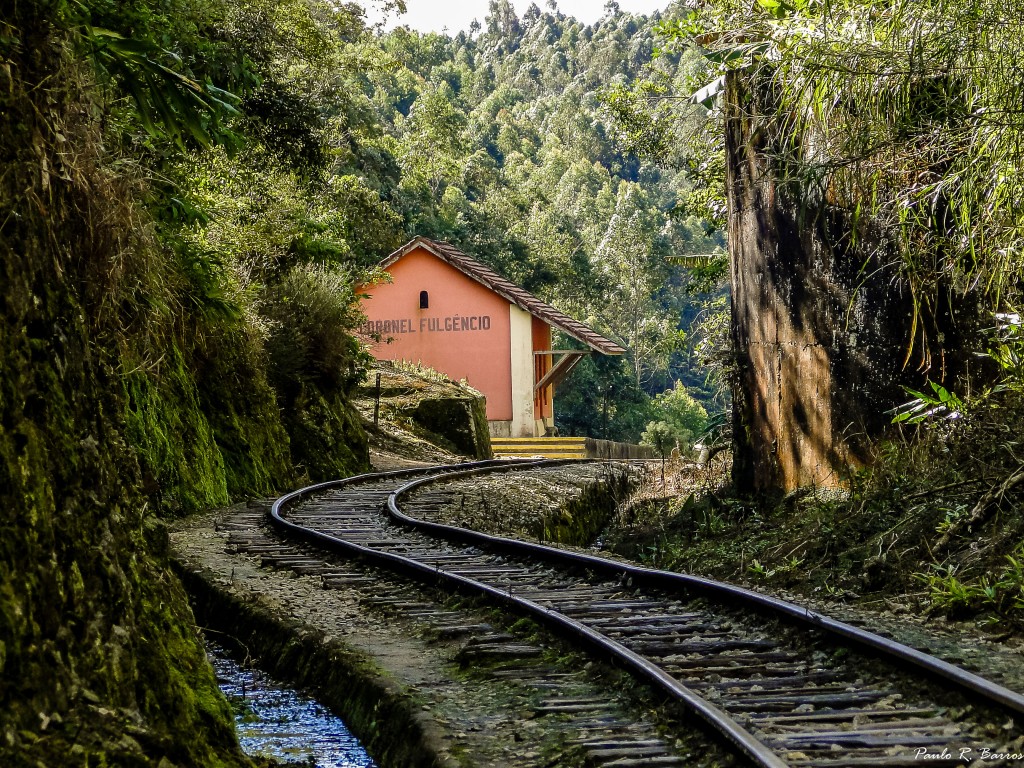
[915,747,1024,761]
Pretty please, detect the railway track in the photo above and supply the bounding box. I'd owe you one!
[265,460,1024,767]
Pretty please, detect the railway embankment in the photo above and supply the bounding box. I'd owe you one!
[603,461,1024,692]
[176,461,1024,765]
[408,462,639,545]
[169,463,662,768]
[167,364,1024,766]
[264,461,1024,764]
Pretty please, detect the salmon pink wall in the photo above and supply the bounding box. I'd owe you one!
[359,247,514,421]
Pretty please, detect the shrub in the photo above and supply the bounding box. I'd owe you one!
[644,381,709,450]
[263,262,370,403]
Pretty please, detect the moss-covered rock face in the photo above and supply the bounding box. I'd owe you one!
[0,8,367,764]
[123,353,232,515]
[0,19,254,766]
[285,386,371,482]
[193,329,298,503]
[354,364,493,461]
[408,396,491,459]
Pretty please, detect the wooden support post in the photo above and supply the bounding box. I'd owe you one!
[373,372,382,427]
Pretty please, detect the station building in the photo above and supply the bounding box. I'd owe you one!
[359,237,625,437]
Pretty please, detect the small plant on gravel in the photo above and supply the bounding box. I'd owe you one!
[997,552,1024,612]
[747,559,776,580]
[820,579,847,598]
[784,556,805,573]
[915,565,987,617]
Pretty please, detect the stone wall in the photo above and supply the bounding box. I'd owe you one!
[724,71,983,493]
[584,438,656,460]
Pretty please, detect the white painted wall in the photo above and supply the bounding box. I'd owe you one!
[508,304,536,437]
[488,420,512,437]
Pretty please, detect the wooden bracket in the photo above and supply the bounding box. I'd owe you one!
[534,351,587,393]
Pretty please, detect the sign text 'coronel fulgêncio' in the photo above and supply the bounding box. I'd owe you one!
[362,315,492,336]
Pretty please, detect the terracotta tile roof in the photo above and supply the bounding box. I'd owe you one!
[380,237,626,356]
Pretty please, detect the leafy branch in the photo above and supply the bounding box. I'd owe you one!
[76,9,241,149]
[890,380,964,424]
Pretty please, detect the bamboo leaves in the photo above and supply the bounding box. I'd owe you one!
[82,25,241,150]
[892,380,965,423]
[673,0,1024,369]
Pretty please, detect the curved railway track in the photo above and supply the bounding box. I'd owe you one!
[268,460,1024,767]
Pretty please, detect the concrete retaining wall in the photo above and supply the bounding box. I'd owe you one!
[584,438,656,460]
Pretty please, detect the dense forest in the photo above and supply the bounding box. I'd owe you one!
[198,0,728,445]
[144,0,728,446]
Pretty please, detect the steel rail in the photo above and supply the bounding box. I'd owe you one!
[269,460,1024,767]
[384,462,1024,721]
[270,460,787,768]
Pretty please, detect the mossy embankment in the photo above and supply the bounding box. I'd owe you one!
[422,463,639,546]
[0,6,369,766]
[355,362,492,463]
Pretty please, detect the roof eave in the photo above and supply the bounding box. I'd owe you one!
[380,237,626,356]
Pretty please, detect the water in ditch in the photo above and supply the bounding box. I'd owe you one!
[208,644,378,767]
